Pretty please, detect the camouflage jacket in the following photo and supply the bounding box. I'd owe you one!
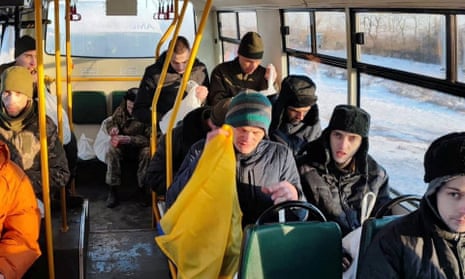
[0,103,70,199]
[107,101,151,148]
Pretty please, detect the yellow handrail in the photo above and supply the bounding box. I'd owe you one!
[54,0,70,234]
[34,0,55,278]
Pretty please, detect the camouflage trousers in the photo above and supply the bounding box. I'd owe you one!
[105,145,150,188]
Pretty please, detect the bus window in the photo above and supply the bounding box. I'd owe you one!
[45,0,196,58]
[357,12,446,79]
[315,11,346,59]
[283,11,312,53]
[0,26,15,64]
[360,74,465,196]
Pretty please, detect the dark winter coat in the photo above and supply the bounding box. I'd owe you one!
[208,58,267,106]
[144,107,211,195]
[166,139,303,226]
[133,52,209,124]
[270,103,322,157]
[297,129,390,236]
[358,198,465,279]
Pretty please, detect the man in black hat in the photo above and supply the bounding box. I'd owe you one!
[358,131,465,278]
[270,75,321,156]
[207,31,276,106]
[105,88,151,208]
[297,105,391,235]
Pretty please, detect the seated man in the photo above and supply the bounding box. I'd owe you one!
[269,75,321,156]
[298,104,391,236]
[0,66,70,202]
[0,141,41,279]
[358,132,465,278]
[133,36,209,129]
[167,92,304,227]
[207,32,276,106]
[105,88,151,208]
[0,35,77,186]
[144,99,230,196]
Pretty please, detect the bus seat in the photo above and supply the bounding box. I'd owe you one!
[238,221,342,279]
[110,90,126,113]
[357,215,400,266]
[238,201,342,279]
[72,90,107,124]
[356,194,421,277]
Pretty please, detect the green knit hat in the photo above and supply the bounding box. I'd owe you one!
[1,66,34,99]
[238,32,264,59]
[225,92,271,135]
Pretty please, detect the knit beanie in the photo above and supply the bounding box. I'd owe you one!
[1,66,34,98]
[280,75,317,107]
[327,105,370,137]
[238,32,264,60]
[15,35,36,58]
[225,92,272,135]
[210,98,231,127]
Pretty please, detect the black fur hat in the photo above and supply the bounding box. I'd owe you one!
[424,132,465,183]
[327,105,370,137]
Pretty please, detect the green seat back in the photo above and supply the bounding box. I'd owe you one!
[110,90,126,113]
[72,91,107,124]
[238,221,342,279]
[358,215,400,265]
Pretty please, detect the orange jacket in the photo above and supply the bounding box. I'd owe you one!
[0,141,41,279]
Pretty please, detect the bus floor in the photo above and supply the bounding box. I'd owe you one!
[75,159,170,279]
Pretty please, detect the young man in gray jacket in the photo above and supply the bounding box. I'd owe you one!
[166,92,304,227]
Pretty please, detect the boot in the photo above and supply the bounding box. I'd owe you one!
[106,186,119,208]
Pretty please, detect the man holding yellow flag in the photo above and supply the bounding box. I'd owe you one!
[156,124,241,278]
[166,92,304,226]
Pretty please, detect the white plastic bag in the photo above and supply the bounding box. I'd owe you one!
[93,116,112,163]
[342,192,376,279]
[259,64,277,96]
[159,80,202,133]
[77,133,96,160]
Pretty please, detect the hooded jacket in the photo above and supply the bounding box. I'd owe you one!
[270,103,321,156]
[357,197,465,279]
[0,141,41,279]
[297,128,390,236]
[133,52,209,124]
[166,139,303,227]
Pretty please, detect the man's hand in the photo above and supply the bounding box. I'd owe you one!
[262,181,298,204]
[205,127,230,143]
[195,85,209,104]
[109,127,119,136]
[110,135,130,147]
